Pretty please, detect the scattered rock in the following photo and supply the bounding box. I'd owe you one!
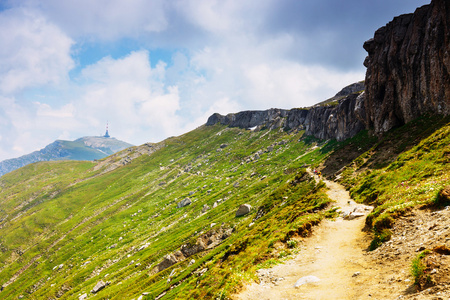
[236,204,252,217]
[91,280,109,294]
[177,198,192,208]
[79,293,87,300]
[202,204,210,213]
[293,275,320,288]
[220,143,228,148]
[433,245,450,255]
[194,268,208,276]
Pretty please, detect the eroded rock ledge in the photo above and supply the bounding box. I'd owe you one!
[206,83,366,142]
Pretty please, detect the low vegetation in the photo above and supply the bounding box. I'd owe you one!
[339,115,450,249]
[0,114,448,299]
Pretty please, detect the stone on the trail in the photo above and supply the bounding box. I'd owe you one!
[235,204,251,217]
[91,280,109,293]
[344,212,365,220]
[293,275,320,288]
[177,197,192,208]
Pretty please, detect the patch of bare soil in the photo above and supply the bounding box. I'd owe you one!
[233,173,450,300]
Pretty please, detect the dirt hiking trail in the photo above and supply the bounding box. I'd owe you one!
[234,170,375,300]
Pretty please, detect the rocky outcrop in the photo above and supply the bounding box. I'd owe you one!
[154,226,233,273]
[363,0,450,135]
[206,109,289,130]
[206,85,366,142]
[207,0,449,141]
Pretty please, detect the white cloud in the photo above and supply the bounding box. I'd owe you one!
[23,0,168,40]
[0,0,371,162]
[74,50,184,144]
[0,7,74,94]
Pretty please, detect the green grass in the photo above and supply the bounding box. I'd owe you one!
[339,115,450,249]
[411,250,431,285]
[0,124,338,300]
[1,114,448,299]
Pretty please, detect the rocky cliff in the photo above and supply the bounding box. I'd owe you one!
[363,0,449,134]
[207,0,449,141]
[206,83,366,141]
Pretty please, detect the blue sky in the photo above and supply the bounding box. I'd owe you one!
[0,0,430,160]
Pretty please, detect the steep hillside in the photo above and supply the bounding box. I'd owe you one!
[0,136,133,177]
[0,115,448,300]
[0,124,343,299]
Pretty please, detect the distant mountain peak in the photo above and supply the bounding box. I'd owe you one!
[0,136,133,177]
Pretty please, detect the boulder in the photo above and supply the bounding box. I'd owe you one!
[293,275,320,288]
[79,294,88,300]
[91,280,109,294]
[177,198,192,208]
[235,204,252,217]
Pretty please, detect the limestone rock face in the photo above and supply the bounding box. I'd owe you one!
[207,0,449,142]
[363,0,450,135]
[206,82,366,142]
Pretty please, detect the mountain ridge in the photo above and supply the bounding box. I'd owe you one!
[0,136,133,177]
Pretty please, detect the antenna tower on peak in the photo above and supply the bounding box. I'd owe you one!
[104,121,110,138]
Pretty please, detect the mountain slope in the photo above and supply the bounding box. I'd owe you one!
[0,114,448,300]
[0,0,448,299]
[0,124,337,299]
[0,136,133,177]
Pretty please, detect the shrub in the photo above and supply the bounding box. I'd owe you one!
[369,228,392,251]
[286,239,298,249]
[411,250,431,285]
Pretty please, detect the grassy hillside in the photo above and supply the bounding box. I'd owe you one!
[0,115,448,299]
[0,125,339,299]
[337,116,450,249]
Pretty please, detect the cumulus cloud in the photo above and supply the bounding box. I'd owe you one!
[21,0,168,40]
[0,0,431,161]
[74,50,183,144]
[0,7,74,94]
